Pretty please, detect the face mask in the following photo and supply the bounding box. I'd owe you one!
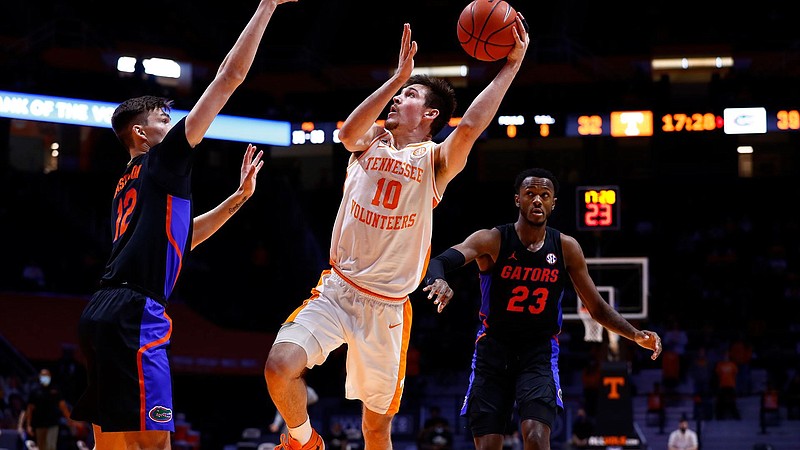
[39,376,51,386]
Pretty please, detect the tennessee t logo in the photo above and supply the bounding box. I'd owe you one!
[604,376,625,399]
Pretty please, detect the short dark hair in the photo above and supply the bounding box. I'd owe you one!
[402,74,456,137]
[111,95,173,148]
[514,168,559,195]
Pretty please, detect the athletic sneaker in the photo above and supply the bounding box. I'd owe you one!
[275,429,325,450]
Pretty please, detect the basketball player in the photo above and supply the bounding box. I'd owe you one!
[422,168,663,450]
[264,18,529,450]
[70,1,295,448]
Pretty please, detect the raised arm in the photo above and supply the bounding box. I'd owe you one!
[191,144,263,249]
[185,0,296,147]
[337,23,417,152]
[561,233,662,360]
[434,13,529,190]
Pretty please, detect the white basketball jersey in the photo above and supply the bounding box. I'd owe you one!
[330,131,441,299]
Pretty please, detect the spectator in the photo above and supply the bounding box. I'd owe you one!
[760,381,780,432]
[5,392,26,433]
[728,335,754,395]
[661,349,681,396]
[569,407,594,449]
[646,382,666,434]
[667,416,698,450]
[663,317,689,379]
[422,406,447,430]
[327,422,350,450]
[25,369,73,450]
[417,406,453,450]
[714,350,740,420]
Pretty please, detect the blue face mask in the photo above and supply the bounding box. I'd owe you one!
[39,376,51,386]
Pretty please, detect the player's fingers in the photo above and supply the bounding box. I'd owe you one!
[517,13,529,34]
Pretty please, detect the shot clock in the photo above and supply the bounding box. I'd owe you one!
[576,185,620,231]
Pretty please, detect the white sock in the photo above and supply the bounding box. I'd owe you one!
[288,416,312,445]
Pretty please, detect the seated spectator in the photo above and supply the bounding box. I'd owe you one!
[569,407,594,449]
[327,422,350,450]
[417,406,453,450]
[667,416,698,450]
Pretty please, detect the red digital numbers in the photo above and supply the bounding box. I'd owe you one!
[576,186,620,231]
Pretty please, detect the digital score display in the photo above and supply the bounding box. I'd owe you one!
[661,112,723,132]
[566,111,654,137]
[572,114,607,136]
[776,110,800,131]
[576,186,620,231]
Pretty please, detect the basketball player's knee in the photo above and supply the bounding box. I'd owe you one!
[362,410,393,440]
[361,424,391,444]
[264,343,305,379]
[522,421,549,445]
[263,351,288,379]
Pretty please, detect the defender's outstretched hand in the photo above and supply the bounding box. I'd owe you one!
[635,330,663,360]
[423,279,454,313]
[238,144,264,199]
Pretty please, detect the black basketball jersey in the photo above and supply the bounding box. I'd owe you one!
[100,118,193,304]
[476,223,568,343]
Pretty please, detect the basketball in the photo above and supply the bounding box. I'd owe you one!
[457,0,519,61]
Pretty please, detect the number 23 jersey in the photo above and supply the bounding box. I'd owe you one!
[478,224,567,343]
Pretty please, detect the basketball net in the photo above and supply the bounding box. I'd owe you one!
[578,304,603,343]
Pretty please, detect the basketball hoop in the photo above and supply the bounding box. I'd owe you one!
[578,305,603,343]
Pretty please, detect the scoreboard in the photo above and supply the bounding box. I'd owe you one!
[288,107,800,144]
[576,186,621,231]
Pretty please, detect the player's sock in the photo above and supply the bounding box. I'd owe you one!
[288,416,312,445]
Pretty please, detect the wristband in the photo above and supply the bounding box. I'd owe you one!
[424,248,466,285]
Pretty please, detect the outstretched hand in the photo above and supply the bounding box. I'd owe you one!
[238,144,264,198]
[422,278,454,313]
[395,23,417,80]
[635,330,663,360]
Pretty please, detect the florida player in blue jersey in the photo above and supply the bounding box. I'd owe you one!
[422,168,662,450]
[70,1,296,448]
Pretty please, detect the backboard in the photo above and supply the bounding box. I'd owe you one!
[562,257,648,321]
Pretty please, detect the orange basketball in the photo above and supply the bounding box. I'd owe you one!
[457,0,519,61]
